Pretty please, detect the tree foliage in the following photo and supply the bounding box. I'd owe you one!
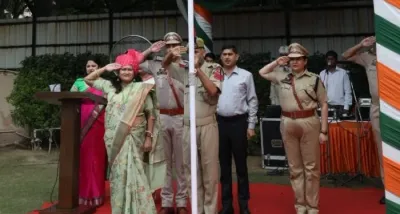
[6,52,109,130]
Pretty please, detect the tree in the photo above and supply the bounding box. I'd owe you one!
[0,0,28,19]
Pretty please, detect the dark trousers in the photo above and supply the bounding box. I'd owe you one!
[217,114,250,211]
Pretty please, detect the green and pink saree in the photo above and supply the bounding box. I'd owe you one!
[93,78,165,214]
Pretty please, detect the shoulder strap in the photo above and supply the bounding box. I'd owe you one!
[290,75,304,110]
[167,75,183,109]
[304,76,319,102]
[314,76,320,92]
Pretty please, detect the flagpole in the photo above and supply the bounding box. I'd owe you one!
[187,0,198,213]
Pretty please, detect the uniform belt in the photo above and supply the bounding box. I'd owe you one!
[183,115,216,127]
[159,108,184,116]
[281,109,316,119]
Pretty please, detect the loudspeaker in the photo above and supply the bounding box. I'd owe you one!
[264,105,282,118]
[260,118,287,169]
[359,106,370,121]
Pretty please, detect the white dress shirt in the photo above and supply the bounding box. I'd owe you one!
[217,66,259,129]
[319,66,352,110]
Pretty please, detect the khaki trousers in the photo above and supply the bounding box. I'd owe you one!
[370,103,384,182]
[183,122,219,214]
[280,116,320,214]
[160,114,187,207]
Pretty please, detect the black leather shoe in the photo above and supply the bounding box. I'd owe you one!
[239,208,251,214]
[218,207,234,214]
[380,196,386,204]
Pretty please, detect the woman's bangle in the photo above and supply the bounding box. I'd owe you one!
[145,131,153,138]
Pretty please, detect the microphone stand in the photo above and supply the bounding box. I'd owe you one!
[341,71,376,186]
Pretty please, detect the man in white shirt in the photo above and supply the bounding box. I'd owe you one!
[319,50,352,114]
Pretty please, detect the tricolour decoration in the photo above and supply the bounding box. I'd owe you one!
[176,0,240,53]
[374,0,400,213]
[176,0,213,52]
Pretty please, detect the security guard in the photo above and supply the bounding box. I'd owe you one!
[259,43,329,214]
[270,45,290,105]
[163,37,222,214]
[140,32,188,214]
[342,36,385,204]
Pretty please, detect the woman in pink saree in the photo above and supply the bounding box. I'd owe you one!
[70,58,106,206]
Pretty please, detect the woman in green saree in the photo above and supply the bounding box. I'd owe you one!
[84,49,165,214]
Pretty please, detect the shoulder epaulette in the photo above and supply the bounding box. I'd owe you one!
[305,71,318,77]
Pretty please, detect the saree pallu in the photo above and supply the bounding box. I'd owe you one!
[71,79,107,206]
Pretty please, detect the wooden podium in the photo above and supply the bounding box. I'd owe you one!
[35,92,107,214]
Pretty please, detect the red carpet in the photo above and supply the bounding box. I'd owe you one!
[31,182,385,214]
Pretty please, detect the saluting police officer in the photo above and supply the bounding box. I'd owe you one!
[140,32,188,214]
[342,36,385,205]
[163,37,222,214]
[270,45,290,105]
[259,43,329,214]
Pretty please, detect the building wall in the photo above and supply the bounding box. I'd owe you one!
[0,2,374,69]
[0,70,28,145]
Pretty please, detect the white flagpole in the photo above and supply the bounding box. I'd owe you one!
[187,0,198,214]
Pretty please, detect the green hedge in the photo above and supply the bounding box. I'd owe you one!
[7,52,371,155]
[7,52,109,130]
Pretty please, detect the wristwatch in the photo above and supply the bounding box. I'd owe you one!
[145,131,154,138]
[320,130,328,135]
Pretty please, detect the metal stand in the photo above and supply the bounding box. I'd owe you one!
[320,127,345,185]
[340,72,374,186]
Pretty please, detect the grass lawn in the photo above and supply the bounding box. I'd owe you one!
[0,148,381,214]
[0,148,59,214]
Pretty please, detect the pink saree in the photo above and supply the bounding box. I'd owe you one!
[78,87,106,206]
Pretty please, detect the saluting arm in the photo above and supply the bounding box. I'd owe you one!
[259,57,288,82]
[343,37,375,61]
[84,63,120,86]
[84,67,107,86]
[259,61,277,80]
[162,51,175,68]
[342,43,363,60]
[143,40,165,59]
[196,67,219,97]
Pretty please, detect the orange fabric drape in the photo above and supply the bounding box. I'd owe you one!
[385,0,400,10]
[377,62,400,110]
[383,157,400,196]
[320,121,380,177]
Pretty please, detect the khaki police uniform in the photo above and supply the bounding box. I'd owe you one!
[140,56,187,211]
[270,65,290,105]
[168,58,222,214]
[352,51,383,181]
[261,43,328,214]
[141,32,188,213]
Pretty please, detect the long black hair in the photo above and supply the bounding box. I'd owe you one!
[110,73,123,94]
